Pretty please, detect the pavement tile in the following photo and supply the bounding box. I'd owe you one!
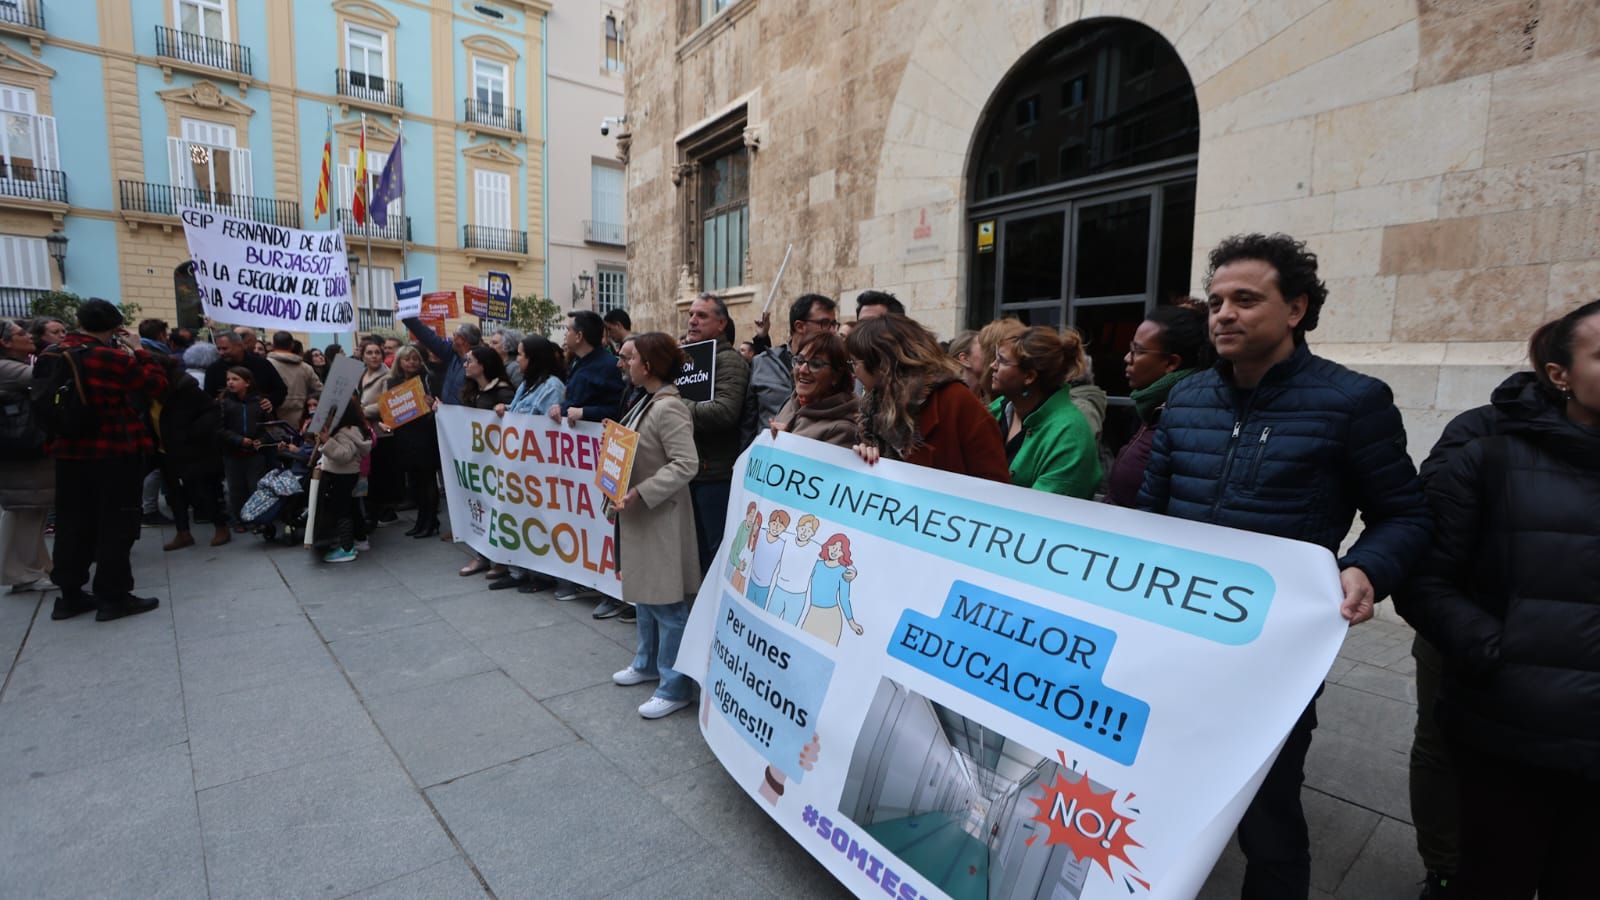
[1319,682,1417,755]
[2,622,178,706]
[1306,729,1413,822]
[300,589,442,642]
[423,588,569,641]
[375,565,495,603]
[427,742,709,898]
[330,619,497,700]
[179,616,335,697]
[545,682,715,786]
[365,670,576,788]
[0,743,206,899]
[0,594,41,671]
[0,670,186,786]
[171,584,306,642]
[1305,788,1384,893]
[339,856,488,899]
[1334,816,1426,899]
[199,742,456,900]
[605,848,778,899]
[647,761,850,899]
[475,620,625,700]
[1334,661,1417,705]
[186,667,384,790]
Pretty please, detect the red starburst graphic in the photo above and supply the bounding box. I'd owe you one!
[1025,752,1143,884]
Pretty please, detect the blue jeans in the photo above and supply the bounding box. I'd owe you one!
[631,600,694,702]
[766,587,807,625]
[690,479,731,576]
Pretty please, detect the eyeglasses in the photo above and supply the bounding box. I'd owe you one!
[1126,343,1169,357]
[793,356,833,372]
[803,318,839,331]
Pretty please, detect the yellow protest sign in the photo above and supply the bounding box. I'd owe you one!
[378,377,430,429]
[595,419,639,505]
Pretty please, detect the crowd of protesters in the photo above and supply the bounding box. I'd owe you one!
[1,230,1594,899]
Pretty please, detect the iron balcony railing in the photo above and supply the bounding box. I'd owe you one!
[0,287,46,318]
[463,224,527,255]
[155,25,252,77]
[118,180,301,228]
[337,207,411,243]
[463,98,522,133]
[0,0,44,31]
[583,219,624,246]
[358,308,394,331]
[0,164,67,204]
[336,68,403,108]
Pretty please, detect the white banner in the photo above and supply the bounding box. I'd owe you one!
[179,206,354,332]
[436,407,620,597]
[676,435,1347,900]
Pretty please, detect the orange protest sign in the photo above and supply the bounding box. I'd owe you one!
[423,290,458,318]
[377,377,430,429]
[463,285,489,318]
[595,419,640,505]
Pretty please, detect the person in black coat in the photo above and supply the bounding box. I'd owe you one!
[157,358,229,550]
[1396,299,1600,900]
[204,330,287,412]
[385,345,442,538]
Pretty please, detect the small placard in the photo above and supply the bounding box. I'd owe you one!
[378,377,430,429]
[595,418,640,505]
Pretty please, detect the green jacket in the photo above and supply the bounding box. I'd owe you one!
[989,387,1102,499]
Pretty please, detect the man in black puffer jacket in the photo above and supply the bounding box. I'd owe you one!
[1139,234,1431,900]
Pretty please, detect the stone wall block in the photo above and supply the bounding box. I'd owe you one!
[1439,153,1586,218]
[1534,0,1600,59]
[1305,228,1386,279]
[1192,196,1335,255]
[1312,76,1490,193]
[1379,218,1482,275]
[1416,0,1538,87]
[1547,259,1600,319]
[1194,116,1315,210]
[1174,0,1254,64]
[1204,22,1418,136]
[1434,360,1528,410]
[1393,264,1551,342]
[1315,275,1398,344]
[1331,177,1443,231]
[1349,362,1442,409]
[1485,51,1600,166]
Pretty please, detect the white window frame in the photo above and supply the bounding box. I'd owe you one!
[175,0,228,40]
[354,263,395,312]
[170,117,250,200]
[473,58,507,115]
[344,24,388,88]
[590,162,624,240]
[0,234,51,290]
[0,86,57,179]
[337,147,400,228]
[595,266,626,314]
[473,169,512,231]
[603,13,624,74]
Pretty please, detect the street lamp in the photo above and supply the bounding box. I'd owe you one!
[45,229,67,284]
[573,270,593,307]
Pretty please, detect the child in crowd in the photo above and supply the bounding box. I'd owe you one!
[317,399,373,563]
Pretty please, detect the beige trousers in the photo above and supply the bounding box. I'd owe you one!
[0,507,51,586]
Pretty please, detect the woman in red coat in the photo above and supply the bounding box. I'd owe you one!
[845,315,1009,482]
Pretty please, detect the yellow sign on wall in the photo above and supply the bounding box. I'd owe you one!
[977,220,995,253]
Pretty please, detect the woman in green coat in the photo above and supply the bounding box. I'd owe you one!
[989,326,1101,499]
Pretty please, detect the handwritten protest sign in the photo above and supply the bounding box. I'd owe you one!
[676,436,1348,900]
[464,286,489,318]
[377,377,429,429]
[676,339,717,403]
[393,278,424,320]
[179,206,353,332]
[305,355,363,435]
[595,419,639,505]
[436,407,620,597]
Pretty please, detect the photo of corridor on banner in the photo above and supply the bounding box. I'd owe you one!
[675,437,1348,899]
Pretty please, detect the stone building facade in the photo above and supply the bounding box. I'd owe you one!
[619,0,1600,456]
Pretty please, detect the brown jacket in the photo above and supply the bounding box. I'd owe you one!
[618,384,702,605]
[772,391,859,449]
[0,357,52,508]
[267,351,322,429]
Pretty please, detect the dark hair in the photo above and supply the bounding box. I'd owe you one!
[324,343,344,360]
[1144,304,1215,370]
[855,290,905,317]
[789,293,836,329]
[627,331,685,380]
[603,308,632,329]
[272,330,295,350]
[518,334,565,384]
[691,293,735,342]
[846,315,964,458]
[1529,298,1600,400]
[137,318,169,340]
[29,316,63,343]
[77,298,124,333]
[567,309,604,349]
[171,328,196,350]
[1205,233,1327,341]
[360,334,385,349]
[292,339,304,354]
[468,345,508,383]
[793,331,853,396]
[334,395,368,432]
[225,365,255,387]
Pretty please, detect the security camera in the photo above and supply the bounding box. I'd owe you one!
[600,115,627,137]
[600,119,611,136]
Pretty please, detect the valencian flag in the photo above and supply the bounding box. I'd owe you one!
[351,115,368,226]
[312,108,333,221]
[368,129,403,229]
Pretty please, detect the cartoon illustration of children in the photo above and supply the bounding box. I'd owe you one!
[745,508,789,609]
[767,513,822,626]
[726,502,760,593]
[801,533,861,645]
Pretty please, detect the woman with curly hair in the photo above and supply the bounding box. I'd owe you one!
[845,315,1008,482]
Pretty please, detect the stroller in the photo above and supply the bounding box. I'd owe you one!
[237,423,338,547]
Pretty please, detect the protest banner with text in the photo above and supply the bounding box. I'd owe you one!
[436,407,620,597]
[676,436,1348,900]
[676,339,717,403]
[179,206,354,332]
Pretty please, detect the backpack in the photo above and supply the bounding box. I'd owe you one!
[0,384,44,459]
[30,346,98,441]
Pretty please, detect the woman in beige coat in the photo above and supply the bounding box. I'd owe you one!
[0,319,52,590]
[609,332,702,720]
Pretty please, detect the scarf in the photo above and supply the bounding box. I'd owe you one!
[1130,368,1197,424]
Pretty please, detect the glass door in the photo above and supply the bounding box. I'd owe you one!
[994,206,1066,327]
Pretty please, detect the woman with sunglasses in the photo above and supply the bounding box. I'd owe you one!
[769,332,859,448]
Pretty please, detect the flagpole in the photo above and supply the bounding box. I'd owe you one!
[361,113,373,332]
[398,123,408,279]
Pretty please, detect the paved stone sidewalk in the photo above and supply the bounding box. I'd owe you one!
[0,522,1425,898]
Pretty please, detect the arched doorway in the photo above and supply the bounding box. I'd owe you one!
[966,19,1199,407]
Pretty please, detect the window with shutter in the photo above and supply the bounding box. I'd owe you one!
[174,118,244,200]
[357,265,395,311]
[596,267,626,314]
[474,170,511,230]
[0,234,51,290]
[473,59,507,125]
[0,87,42,179]
[590,163,623,240]
[346,26,387,93]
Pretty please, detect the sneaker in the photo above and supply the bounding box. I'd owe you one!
[592,598,624,619]
[639,696,691,719]
[324,547,357,563]
[354,540,371,552]
[1419,871,1455,900]
[50,592,95,620]
[95,594,160,622]
[613,666,659,686]
[142,510,174,527]
[554,583,585,601]
[618,605,636,623]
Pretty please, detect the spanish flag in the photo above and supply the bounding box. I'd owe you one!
[352,115,368,227]
[312,108,332,221]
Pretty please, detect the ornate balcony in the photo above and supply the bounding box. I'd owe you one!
[463,99,522,135]
[463,225,527,254]
[358,308,394,331]
[583,219,624,246]
[0,0,45,54]
[337,207,411,246]
[118,180,301,229]
[0,287,47,318]
[155,25,253,82]
[0,164,67,206]
[336,68,403,112]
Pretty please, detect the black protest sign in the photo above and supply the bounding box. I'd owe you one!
[675,340,717,403]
